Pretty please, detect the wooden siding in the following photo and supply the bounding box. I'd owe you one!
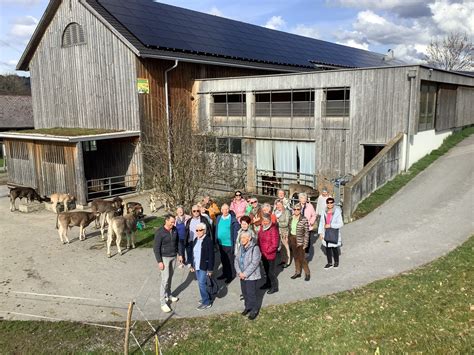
[29,0,139,130]
[436,84,457,131]
[5,139,77,197]
[136,58,273,138]
[456,86,474,128]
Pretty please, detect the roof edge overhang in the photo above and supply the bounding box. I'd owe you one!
[0,130,140,143]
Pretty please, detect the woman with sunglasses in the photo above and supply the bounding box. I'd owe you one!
[230,190,247,222]
[288,203,310,281]
[318,197,343,269]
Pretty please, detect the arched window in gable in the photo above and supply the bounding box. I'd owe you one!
[62,22,85,47]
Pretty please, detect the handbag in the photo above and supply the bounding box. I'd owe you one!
[206,274,219,297]
[324,227,339,244]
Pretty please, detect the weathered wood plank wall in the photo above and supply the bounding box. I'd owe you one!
[456,86,474,128]
[29,0,139,130]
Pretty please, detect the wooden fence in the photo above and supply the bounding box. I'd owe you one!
[342,132,404,222]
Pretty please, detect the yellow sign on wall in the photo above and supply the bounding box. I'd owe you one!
[137,78,150,94]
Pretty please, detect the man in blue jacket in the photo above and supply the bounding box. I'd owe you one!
[215,203,240,283]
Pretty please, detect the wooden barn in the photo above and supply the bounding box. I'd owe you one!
[2,0,471,212]
[194,66,474,218]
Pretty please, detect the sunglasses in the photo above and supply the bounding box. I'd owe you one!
[294,208,301,211]
[192,209,200,212]
[235,194,241,197]
[327,202,334,205]
[196,229,205,232]
[251,201,257,204]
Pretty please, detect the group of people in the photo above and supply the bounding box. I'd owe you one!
[153,188,343,319]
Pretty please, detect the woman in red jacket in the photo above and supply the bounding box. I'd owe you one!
[258,213,280,294]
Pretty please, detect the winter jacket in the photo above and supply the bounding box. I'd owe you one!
[301,202,317,231]
[230,198,248,221]
[234,239,262,281]
[192,233,215,272]
[153,226,183,263]
[258,223,280,261]
[215,214,240,249]
[318,206,343,248]
[289,215,310,249]
[184,215,213,246]
[235,227,257,254]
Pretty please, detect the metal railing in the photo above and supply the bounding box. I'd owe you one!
[86,174,141,200]
[321,100,350,117]
[256,169,316,196]
[211,102,246,117]
[254,101,314,117]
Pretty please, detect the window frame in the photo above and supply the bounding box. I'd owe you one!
[418,81,437,132]
[62,22,86,48]
[322,87,350,117]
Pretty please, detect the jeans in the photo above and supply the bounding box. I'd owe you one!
[185,242,193,266]
[218,244,235,280]
[195,269,211,305]
[241,279,258,313]
[262,256,278,291]
[160,256,175,306]
[326,247,340,264]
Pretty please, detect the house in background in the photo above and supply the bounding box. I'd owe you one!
[0,95,34,169]
[0,0,409,206]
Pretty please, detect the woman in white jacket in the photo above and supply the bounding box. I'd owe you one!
[318,197,343,269]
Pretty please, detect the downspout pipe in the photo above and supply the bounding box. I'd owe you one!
[165,59,178,180]
[405,69,417,171]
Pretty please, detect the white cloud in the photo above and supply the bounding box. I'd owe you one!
[9,15,38,38]
[429,0,474,34]
[291,24,320,39]
[333,0,432,18]
[337,39,369,50]
[208,6,223,17]
[265,15,286,30]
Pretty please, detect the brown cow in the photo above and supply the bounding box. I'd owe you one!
[9,186,44,212]
[56,211,99,244]
[90,197,124,236]
[50,193,75,212]
[106,205,143,257]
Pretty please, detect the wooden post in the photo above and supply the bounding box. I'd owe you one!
[74,142,88,206]
[124,301,134,355]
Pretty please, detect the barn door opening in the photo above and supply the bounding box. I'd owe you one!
[363,144,385,166]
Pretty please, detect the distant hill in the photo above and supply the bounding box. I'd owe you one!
[0,75,31,96]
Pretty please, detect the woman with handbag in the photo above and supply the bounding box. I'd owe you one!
[318,197,343,269]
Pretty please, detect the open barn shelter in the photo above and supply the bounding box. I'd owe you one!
[0,130,140,205]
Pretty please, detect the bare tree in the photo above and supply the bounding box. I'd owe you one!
[141,99,246,212]
[425,32,473,71]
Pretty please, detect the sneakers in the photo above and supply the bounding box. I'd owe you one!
[290,273,301,279]
[166,296,179,303]
[324,263,333,269]
[304,274,311,281]
[266,289,278,295]
[161,304,172,313]
[334,262,339,268]
[196,303,212,311]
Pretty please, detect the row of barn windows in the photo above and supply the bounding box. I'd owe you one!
[62,22,85,47]
[212,88,350,117]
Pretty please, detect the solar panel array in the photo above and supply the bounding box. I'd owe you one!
[95,0,405,69]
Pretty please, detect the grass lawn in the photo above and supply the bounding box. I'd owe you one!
[19,127,122,136]
[134,216,164,248]
[1,235,472,354]
[352,126,474,220]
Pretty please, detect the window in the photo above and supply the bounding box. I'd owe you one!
[200,137,242,155]
[254,90,314,117]
[323,87,350,117]
[83,140,97,152]
[418,82,437,131]
[212,93,246,116]
[62,22,86,47]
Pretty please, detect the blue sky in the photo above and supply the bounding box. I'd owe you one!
[0,0,472,75]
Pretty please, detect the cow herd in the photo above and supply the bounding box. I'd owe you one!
[8,186,145,258]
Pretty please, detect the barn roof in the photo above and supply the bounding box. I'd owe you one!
[17,0,406,71]
[0,95,34,130]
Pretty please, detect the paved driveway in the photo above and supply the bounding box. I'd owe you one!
[0,136,473,322]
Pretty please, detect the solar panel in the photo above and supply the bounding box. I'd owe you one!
[94,0,405,68]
